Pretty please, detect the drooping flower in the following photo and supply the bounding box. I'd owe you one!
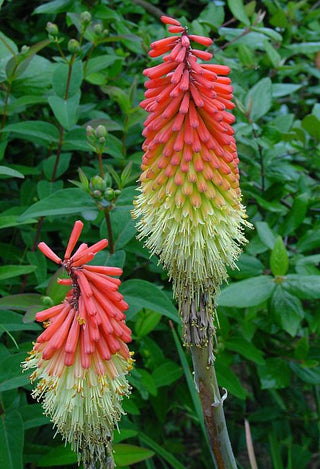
[134,16,250,339]
[23,221,133,467]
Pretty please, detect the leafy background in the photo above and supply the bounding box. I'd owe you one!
[0,0,319,468]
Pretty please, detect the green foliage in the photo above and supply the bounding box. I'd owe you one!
[0,0,319,468]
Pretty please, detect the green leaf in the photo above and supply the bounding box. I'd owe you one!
[20,404,49,430]
[0,293,42,311]
[271,286,304,336]
[257,358,291,389]
[301,114,320,140]
[255,221,276,249]
[289,362,320,385]
[7,95,48,112]
[113,428,138,444]
[43,153,71,180]
[294,337,309,360]
[268,432,284,469]
[52,61,83,98]
[37,445,78,466]
[246,77,272,121]
[0,121,59,144]
[272,83,302,98]
[0,265,36,280]
[0,166,24,178]
[218,276,275,308]
[270,236,288,276]
[33,0,74,14]
[264,40,281,67]
[135,310,161,337]
[234,253,264,278]
[0,310,40,334]
[120,280,179,322]
[215,360,246,399]
[286,42,320,55]
[281,193,308,236]
[85,55,119,76]
[139,433,185,469]
[109,208,136,249]
[227,0,250,26]
[48,93,80,130]
[284,275,320,300]
[0,352,29,391]
[152,361,183,387]
[297,229,320,253]
[0,215,36,229]
[114,444,154,467]
[225,336,265,364]
[0,410,24,469]
[6,39,51,80]
[138,369,157,397]
[102,86,131,113]
[19,188,96,220]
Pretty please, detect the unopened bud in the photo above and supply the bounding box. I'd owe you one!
[80,11,92,23]
[42,296,54,306]
[68,39,80,54]
[46,22,59,36]
[103,29,109,37]
[105,188,115,201]
[86,125,94,137]
[114,189,121,196]
[90,175,106,192]
[21,45,30,55]
[95,125,107,138]
[92,190,102,199]
[93,23,103,35]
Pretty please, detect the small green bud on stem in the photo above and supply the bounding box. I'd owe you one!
[46,22,59,36]
[81,11,92,23]
[68,39,80,54]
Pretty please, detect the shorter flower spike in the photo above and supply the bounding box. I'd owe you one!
[23,221,133,468]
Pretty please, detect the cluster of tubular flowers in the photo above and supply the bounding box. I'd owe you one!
[22,221,133,467]
[134,16,250,318]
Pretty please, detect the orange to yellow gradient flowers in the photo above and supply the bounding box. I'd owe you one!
[134,16,250,315]
[23,221,133,467]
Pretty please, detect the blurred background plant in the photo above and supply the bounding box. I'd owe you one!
[0,0,319,468]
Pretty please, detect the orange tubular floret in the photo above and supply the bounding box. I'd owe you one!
[82,265,123,276]
[168,25,185,33]
[151,36,179,49]
[65,314,80,354]
[38,242,62,264]
[35,304,65,322]
[64,220,84,259]
[188,34,213,46]
[160,16,181,26]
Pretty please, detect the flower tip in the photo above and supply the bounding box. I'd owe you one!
[160,16,181,27]
[64,220,84,260]
[38,242,62,264]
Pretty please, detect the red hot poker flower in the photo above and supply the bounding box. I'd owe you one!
[134,16,250,333]
[23,221,133,467]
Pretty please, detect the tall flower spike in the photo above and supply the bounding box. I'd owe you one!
[23,221,133,468]
[133,16,251,343]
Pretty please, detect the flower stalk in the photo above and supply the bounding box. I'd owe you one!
[134,15,251,467]
[191,343,237,469]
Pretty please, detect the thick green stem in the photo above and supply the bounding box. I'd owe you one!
[191,345,237,469]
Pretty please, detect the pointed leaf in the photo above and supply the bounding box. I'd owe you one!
[218,276,275,308]
[0,410,24,469]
